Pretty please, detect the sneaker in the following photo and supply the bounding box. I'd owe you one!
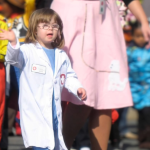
[80,147,91,150]
[123,132,138,139]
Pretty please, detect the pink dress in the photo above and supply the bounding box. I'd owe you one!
[51,0,133,109]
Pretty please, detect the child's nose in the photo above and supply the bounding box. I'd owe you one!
[48,25,53,30]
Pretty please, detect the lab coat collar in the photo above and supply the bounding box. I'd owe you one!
[54,48,66,77]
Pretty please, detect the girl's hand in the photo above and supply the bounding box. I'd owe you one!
[141,23,150,49]
[0,28,17,46]
[77,88,87,101]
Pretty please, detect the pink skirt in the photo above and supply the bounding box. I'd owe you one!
[51,0,133,109]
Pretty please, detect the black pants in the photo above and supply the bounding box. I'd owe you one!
[110,108,127,146]
[138,107,150,144]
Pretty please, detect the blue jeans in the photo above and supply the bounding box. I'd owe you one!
[33,147,49,150]
[32,129,59,150]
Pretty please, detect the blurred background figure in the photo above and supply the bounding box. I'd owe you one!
[0,9,8,150]
[0,0,35,150]
[127,20,150,149]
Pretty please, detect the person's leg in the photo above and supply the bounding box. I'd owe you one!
[63,103,92,149]
[138,109,144,143]
[89,109,111,150]
[0,97,8,150]
[75,119,91,150]
[139,107,150,148]
[110,119,120,148]
[61,101,68,119]
[0,63,6,142]
[8,108,16,135]
[8,65,19,135]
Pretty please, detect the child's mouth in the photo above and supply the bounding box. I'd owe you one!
[47,33,53,38]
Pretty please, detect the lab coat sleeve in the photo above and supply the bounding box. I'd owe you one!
[64,54,84,100]
[5,39,28,69]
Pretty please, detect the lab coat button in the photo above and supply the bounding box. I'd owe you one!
[54,80,57,84]
[58,113,60,117]
[55,97,59,101]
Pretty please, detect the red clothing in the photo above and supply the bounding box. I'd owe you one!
[112,109,119,124]
[0,63,5,141]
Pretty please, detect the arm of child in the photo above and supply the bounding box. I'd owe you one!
[64,54,87,101]
[0,29,26,69]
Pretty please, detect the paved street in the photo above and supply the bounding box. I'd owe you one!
[8,108,150,150]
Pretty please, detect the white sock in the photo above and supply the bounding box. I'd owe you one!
[80,147,91,150]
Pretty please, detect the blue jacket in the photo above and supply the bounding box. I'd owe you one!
[127,45,150,110]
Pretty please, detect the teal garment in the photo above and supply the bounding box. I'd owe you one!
[42,47,58,130]
[127,46,150,110]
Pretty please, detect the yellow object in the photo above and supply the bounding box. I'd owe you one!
[23,0,35,28]
[0,15,5,21]
[6,0,35,43]
[0,19,8,62]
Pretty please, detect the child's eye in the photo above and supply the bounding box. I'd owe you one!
[51,24,59,29]
[43,24,49,30]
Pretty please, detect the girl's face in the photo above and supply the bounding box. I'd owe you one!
[0,0,13,18]
[36,19,59,49]
[132,28,146,48]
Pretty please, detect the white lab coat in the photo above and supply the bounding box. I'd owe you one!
[5,40,83,150]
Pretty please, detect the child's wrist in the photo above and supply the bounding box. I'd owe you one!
[10,40,17,46]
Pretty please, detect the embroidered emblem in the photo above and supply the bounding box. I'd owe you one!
[33,67,37,70]
[60,74,66,85]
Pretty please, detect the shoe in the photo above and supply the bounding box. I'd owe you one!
[80,147,90,150]
[113,147,121,150]
[123,132,138,139]
[8,132,15,136]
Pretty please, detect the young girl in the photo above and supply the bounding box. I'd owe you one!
[127,21,150,148]
[51,0,150,150]
[0,8,86,150]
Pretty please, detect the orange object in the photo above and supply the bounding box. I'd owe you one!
[15,111,21,136]
[0,5,3,11]
[0,63,5,141]
[111,109,119,124]
[123,25,132,43]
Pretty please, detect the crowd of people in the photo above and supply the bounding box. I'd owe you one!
[0,0,150,150]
